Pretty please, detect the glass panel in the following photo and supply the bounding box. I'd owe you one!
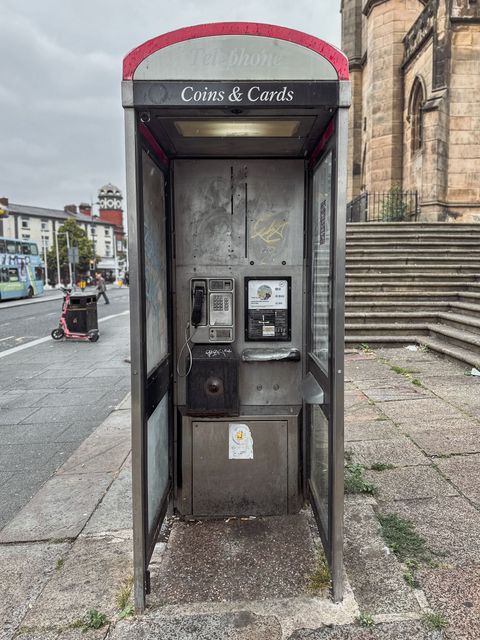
[142,150,168,375]
[310,404,329,533]
[147,394,169,532]
[311,152,333,372]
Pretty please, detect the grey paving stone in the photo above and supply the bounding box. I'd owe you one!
[378,397,467,429]
[0,422,71,445]
[83,466,132,535]
[381,496,480,566]
[345,360,400,383]
[436,454,480,507]
[111,612,282,640]
[410,427,480,456]
[32,389,109,407]
[345,403,384,424]
[344,389,369,410]
[54,421,100,443]
[38,367,95,378]
[0,542,70,640]
[419,565,480,640]
[58,433,130,475]
[0,472,114,543]
[22,536,132,629]
[348,438,428,468]
[343,497,420,616]
[0,468,53,530]
[149,514,320,605]
[9,377,74,390]
[23,404,112,424]
[0,472,14,487]
[288,620,433,639]
[361,383,431,403]
[365,466,458,502]
[0,408,38,425]
[0,390,47,408]
[0,442,67,473]
[87,367,129,378]
[60,376,124,389]
[116,393,131,410]
[345,420,399,442]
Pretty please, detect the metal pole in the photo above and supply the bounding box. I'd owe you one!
[114,235,118,282]
[55,230,61,287]
[43,240,49,287]
[65,232,73,286]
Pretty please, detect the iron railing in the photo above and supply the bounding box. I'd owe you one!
[347,190,419,223]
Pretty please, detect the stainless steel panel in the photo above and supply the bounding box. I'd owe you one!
[192,419,288,517]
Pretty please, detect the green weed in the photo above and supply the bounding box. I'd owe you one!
[422,611,448,631]
[360,343,372,353]
[84,609,109,630]
[307,547,331,593]
[357,612,374,627]
[377,513,429,562]
[55,558,64,571]
[370,462,395,471]
[345,461,377,495]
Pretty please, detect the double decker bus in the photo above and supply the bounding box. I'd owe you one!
[0,237,45,301]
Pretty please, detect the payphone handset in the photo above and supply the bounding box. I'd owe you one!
[189,278,235,343]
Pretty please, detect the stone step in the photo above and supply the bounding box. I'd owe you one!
[346,233,480,242]
[346,274,479,284]
[346,311,480,336]
[345,334,480,369]
[428,323,480,357]
[346,254,480,262]
[347,222,480,231]
[347,265,480,276]
[345,300,480,319]
[345,291,480,304]
[346,247,480,256]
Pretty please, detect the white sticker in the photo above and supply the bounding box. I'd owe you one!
[229,424,254,460]
[262,325,275,337]
[248,279,288,310]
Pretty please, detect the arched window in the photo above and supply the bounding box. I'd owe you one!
[409,78,425,153]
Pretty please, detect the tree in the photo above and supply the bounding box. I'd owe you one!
[47,219,98,284]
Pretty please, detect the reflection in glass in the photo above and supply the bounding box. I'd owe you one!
[142,151,168,375]
[147,395,169,532]
[310,404,329,533]
[311,151,333,372]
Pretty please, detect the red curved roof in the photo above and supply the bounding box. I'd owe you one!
[123,22,349,81]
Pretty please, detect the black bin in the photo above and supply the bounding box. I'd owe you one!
[64,293,98,334]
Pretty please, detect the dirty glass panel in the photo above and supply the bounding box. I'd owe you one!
[147,394,169,532]
[142,151,168,375]
[310,404,329,533]
[311,152,333,373]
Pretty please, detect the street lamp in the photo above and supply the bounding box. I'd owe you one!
[91,202,100,273]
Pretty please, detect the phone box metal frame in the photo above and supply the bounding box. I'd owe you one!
[122,22,350,611]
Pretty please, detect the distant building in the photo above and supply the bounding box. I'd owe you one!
[341,0,480,221]
[0,184,127,278]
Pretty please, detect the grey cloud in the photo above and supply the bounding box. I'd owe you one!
[1,0,341,208]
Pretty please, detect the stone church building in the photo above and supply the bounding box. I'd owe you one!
[341,0,480,221]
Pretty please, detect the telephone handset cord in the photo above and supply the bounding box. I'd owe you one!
[176,323,194,378]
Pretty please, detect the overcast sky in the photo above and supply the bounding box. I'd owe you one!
[0,1,341,210]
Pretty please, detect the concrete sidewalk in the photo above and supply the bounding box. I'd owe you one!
[1,347,479,639]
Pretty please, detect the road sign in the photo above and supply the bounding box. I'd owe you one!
[68,246,79,264]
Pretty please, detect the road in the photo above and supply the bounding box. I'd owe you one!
[0,287,131,530]
[0,287,129,352]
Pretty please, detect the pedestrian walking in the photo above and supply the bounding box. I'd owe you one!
[95,272,110,304]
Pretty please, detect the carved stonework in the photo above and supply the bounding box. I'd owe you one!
[451,0,480,20]
[404,0,437,65]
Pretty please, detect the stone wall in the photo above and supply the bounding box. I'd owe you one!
[361,0,424,193]
[446,23,480,222]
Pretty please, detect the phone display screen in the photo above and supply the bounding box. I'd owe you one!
[245,277,291,341]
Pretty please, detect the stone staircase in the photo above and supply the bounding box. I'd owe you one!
[345,222,480,369]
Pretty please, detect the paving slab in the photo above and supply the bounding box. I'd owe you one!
[13,630,108,640]
[348,438,428,468]
[364,466,458,502]
[0,472,113,542]
[111,612,282,640]
[435,454,480,507]
[345,420,399,442]
[149,514,321,605]
[0,422,71,445]
[0,442,67,473]
[345,404,384,424]
[33,389,109,407]
[419,565,480,640]
[57,433,130,475]
[23,404,113,425]
[380,496,480,566]
[0,542,70,640]
[287,620,433,639]
[83,466,132,535]
[409,427,480,457]
[87,367,130,378]
[359,383,431,403]
[116,393,131,410]
[0,390,51,408]
[0,408,38,425]
[345,360,400,383]
[22,536,133,630]
[10,377,74,390]
[344,389,369,410]
[378,397,467,429]
[343,497,420,616]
